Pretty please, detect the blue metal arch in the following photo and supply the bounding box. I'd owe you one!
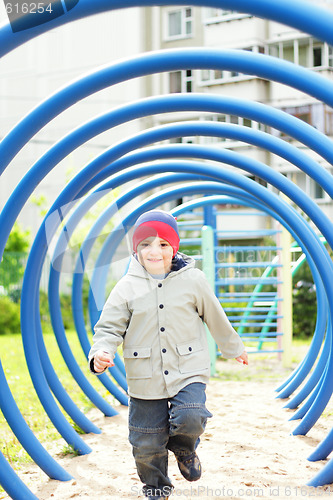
[66,168,327,416]
[0,93,330,492]
[30,113,331,414]
[1,0,333,57]
[3,91,333,266]
[16,168,320,484]
[20,126,333,328]
[88,165,333,440]
[66,174,329,484]
[3,49,333,175]
[43,114,333,352]
[32,162,331,411]
[48,146,326,400]
[1,0,333,494]
[42,143,330,348]
[20,144,333,427]
[2,108,332,488]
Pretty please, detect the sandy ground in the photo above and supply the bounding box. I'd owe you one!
[6,356,333,500]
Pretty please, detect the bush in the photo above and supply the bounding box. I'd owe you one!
[39,291,76,331]
[60,293,75,330]
[0,296,21,334]
[292,261,317,338]
[39,283,90,332]
[0,222,30,296]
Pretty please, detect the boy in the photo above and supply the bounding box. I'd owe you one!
[89,210,248,500]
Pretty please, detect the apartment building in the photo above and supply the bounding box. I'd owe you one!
[0,3,332,238]
[148,5,333,236]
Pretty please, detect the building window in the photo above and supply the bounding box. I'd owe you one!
[325,108,333,135]
[294,108,312,125]
[298,40,309,66]
[268,38,328,68]
[169,137,195,144]
[169,70,193,93]
[272,105,313,139]
[268,44,279,59]
[201,69,224,83]
[328,47,333,67]
[200,114,256,144]
[311,180,325,200]
[313,44,323,67]
[200,47,265,84]
[275,103,333,138]
[248,175,268,189]
[287,172,328,201]
[283,43,294,63]
[167,7,193,39]
[203,114,254,128]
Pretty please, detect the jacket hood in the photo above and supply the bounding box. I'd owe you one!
[127,252,195,280]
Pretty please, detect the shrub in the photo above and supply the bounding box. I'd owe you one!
[292,261,317,338]
[0,222,30,297]
[0,296,21,334]
[39,290,76,331]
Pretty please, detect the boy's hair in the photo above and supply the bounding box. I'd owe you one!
[132,210,180,256]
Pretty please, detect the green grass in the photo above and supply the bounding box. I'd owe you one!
[0,330,115,479]
[214,338,311,383]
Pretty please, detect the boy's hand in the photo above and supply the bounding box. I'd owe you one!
[93,350,114,372]
[235,351,249,365]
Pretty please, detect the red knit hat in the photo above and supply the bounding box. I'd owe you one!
[132,210,180,257]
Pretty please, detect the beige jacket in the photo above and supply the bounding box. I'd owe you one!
[88,253,244,399]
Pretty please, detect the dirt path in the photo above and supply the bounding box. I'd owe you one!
[7,357,333,499]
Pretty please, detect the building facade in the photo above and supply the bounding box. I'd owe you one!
[1,3,332,239]
[147,4,333,236]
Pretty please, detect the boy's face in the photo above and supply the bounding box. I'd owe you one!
[137,236,173,275]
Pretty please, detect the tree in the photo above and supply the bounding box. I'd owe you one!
[0,222,31,300]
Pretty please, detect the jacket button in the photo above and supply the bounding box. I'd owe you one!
[133,352,138,356]
[158,283,162,288]
[159,304,164,309]
[160,327,165,332]
[162,348,167,353]
[188,347,192,352]
[164,370,169,375]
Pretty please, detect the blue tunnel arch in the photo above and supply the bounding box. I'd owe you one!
[7,147,333,488]
[1,0,333,56]
[1,0,333,497]
[3,48,333,177]
[1,81,332,492]
[1,71,332,492]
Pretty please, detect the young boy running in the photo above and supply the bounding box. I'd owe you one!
[89,210,248,500]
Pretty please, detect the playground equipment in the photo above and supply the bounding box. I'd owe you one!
[1,0,333,497]
[198,206,284,356]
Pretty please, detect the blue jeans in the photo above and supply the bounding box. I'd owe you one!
[128,383,212,498]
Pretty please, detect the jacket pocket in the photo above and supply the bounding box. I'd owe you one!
[123,346,152,379]
[176,338,208,374]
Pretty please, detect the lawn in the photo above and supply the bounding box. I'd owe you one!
[215,338,311,383]
[0,330,116,478]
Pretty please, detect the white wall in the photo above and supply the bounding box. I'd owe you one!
[0,7,144,237]
[203,17,267,49]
